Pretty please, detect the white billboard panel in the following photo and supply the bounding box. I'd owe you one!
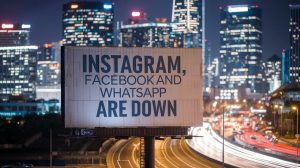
[63,47,202,128]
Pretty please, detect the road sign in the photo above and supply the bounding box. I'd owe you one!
[63,47,203,128]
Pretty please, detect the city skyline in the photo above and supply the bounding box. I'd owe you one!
[0,0,299,59]
[0,1,300,167]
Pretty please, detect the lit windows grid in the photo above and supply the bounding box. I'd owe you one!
[121,24,174,48]
[219,5,263,95]
[63,2,114,47]
[0,29,30,46]
[0,46,37,100]
[172,0,202,34]
[37,61,60,86]
[289,6,300,83]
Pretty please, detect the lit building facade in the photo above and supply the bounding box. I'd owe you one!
[0,46,38,101]
[281,49,290,85]
[37,61,60,86]
[207,58,219,89]
[37,43,53,61]
[0,100,60,119]
[121,23,177,47]
[289,5,300,84]
[171,0,203,48]
[203,40,212,93]
[265,54,281,93]
[219,5,264,99]
[0,23,31,46]
[63,1,114,46]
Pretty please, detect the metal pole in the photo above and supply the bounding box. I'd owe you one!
[222,107,225,168]
[297,108,298,165]
[140,137,141,168]
[50,128,52,168]
[281,107,283,136]
[274,111,276,129]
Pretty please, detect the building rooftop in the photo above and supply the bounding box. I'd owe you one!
[271,83,300,99]
[267,54,281,62]
[121,23,175,29]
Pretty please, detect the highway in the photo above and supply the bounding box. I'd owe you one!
[187,122,300,168]
[106,138,140,168]
[107,137,219,168]
[236,131,300,157]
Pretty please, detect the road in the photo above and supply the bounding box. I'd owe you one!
[106,138,140,168]
[236,131,300,157]
[187,122,300,168]
[107,137,219,168]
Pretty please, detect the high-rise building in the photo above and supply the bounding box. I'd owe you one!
[0,46,38,101]
[281,49,290,85]
[37,61,60,86]
[121,22,177,47]
[171,0,203,48]
[219,5,264,99]
[203,40,212,93]
[289,5,300,85]
[0,23,31,46]
[62,1,114,46]
[207,57,219,88]
[37,43,53,61]
[265,54,281,93]
[37,42,62,61]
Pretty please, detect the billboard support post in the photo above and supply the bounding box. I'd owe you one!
[144,136,155,168]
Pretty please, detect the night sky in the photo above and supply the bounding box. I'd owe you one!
[0,0,298,60]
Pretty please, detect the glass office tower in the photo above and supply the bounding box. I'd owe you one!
[0,46,38,101]
[172,0,203,48]
[121,23,176,48]
[219,5,264,99]
[63,1,114,46]
[289,5,300,85]
[0,23,31,46]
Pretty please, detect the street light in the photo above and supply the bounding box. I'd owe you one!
[279,105,283,136]
[274,105,279,129]
[222,105,225,168]
[291,106,298,164]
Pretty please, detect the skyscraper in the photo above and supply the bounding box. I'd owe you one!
[0,46,38,101]
[289,5,300,85]
[219,5,264,99]
[281,49,290,85]
[62,1,114,46]
[171,0,203,48]
[0,23,31,46]
[121,22,176,48]
[0,23,37,101]
[265,54,281,93]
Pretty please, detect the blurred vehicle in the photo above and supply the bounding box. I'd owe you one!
[250,135,257,140]
[269,135,278,143]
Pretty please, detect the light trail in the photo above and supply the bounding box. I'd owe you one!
[186,122,300,168]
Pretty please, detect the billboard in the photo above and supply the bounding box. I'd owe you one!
[63,47,202,128]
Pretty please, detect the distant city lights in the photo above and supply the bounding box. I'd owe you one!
[44,43,53,48]
[228,6,249,13]
[21,24,31,29]
[103,4,112,10]
[71,4,78,9]
[131,11,141,17]
[1,24,14,29]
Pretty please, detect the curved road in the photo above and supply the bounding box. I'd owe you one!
[106,138,140,168]
[187,122,300,168]
[107,137,219,168]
